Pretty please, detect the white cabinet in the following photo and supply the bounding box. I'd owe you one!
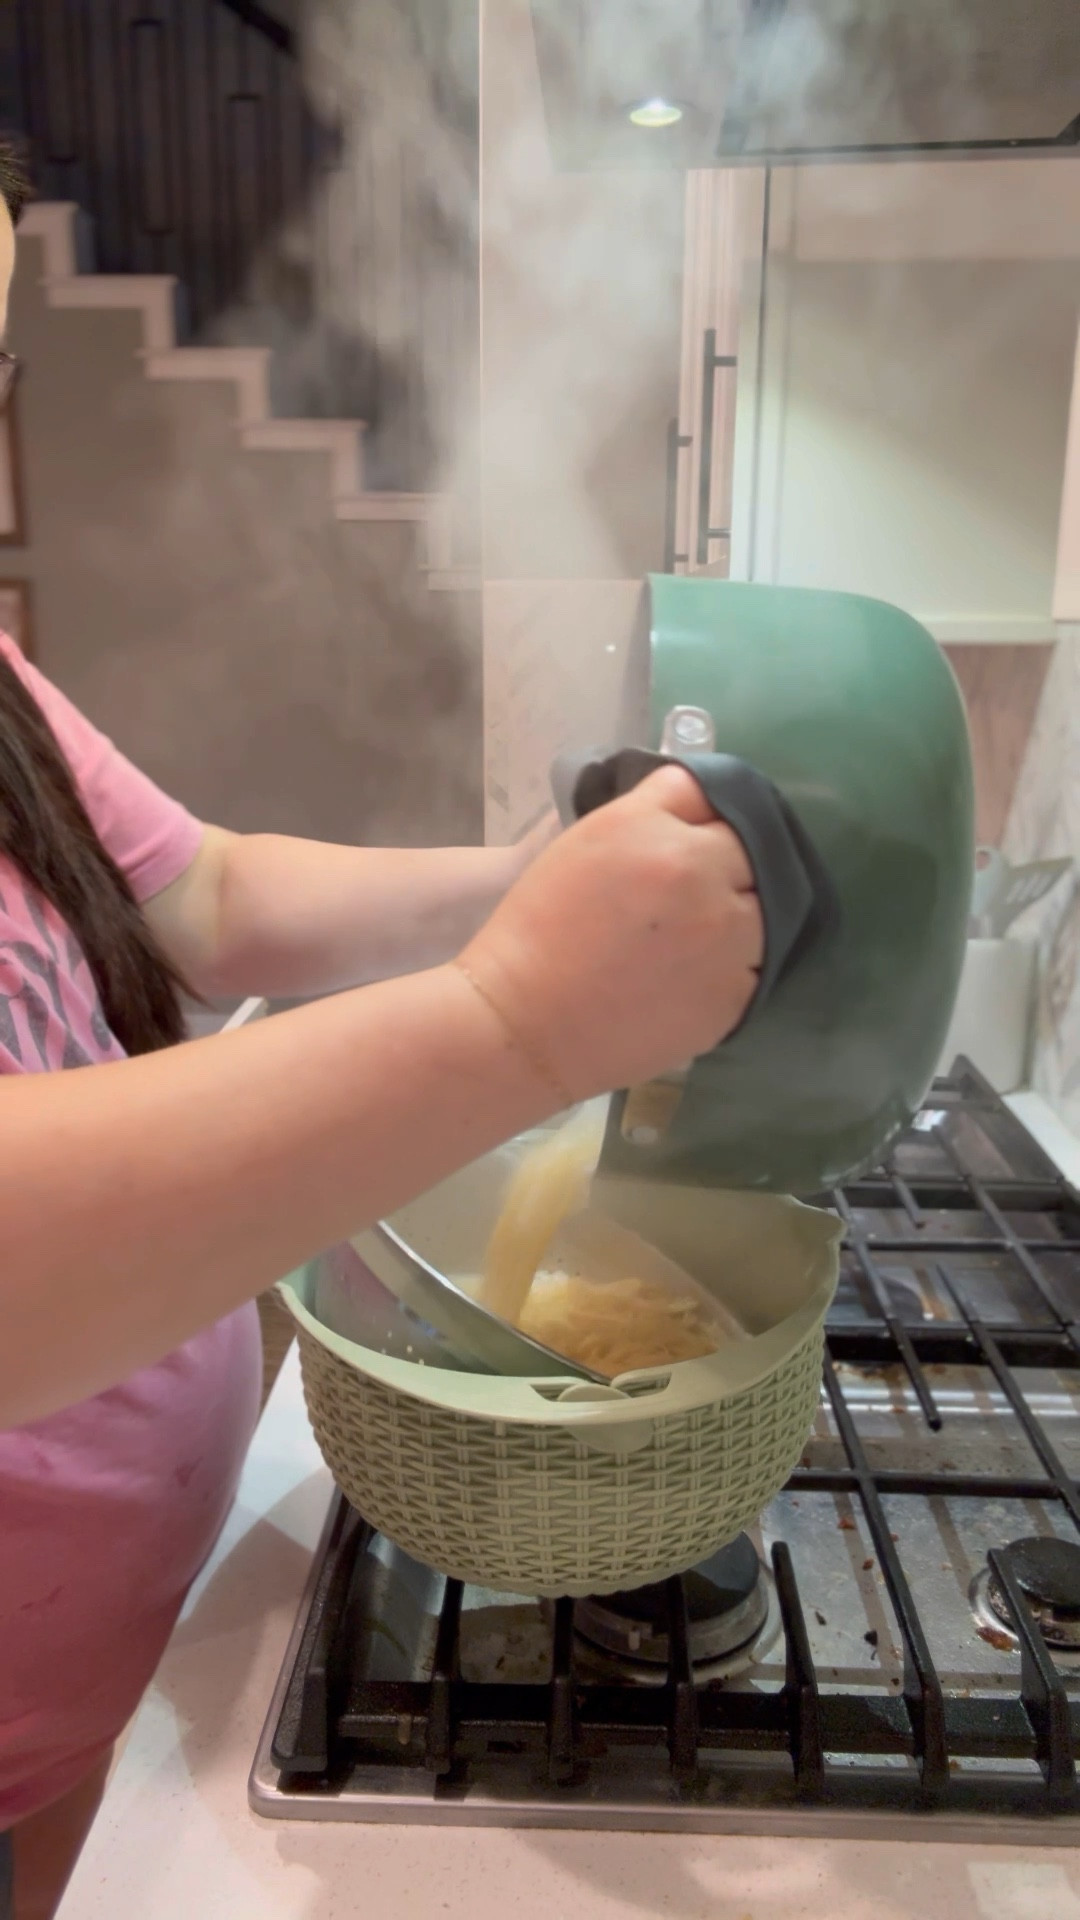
[730,162,1080,644]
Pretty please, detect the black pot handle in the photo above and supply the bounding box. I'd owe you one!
[551,745,840,1015]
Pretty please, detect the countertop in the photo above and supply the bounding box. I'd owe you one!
[58,1093,1080,1920]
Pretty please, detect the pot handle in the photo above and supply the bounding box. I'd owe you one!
[552,745,840,1013]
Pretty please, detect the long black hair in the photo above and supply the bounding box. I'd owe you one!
[0,136,188,1053]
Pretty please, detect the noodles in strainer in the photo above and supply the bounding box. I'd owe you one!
[479,1111,602,1325]
[478,1110,731,1376]
[518,1271,726,1375]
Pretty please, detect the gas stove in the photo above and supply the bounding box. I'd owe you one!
[250,1061,1080,1839]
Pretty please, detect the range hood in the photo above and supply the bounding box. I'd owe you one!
[529,0,1080,169]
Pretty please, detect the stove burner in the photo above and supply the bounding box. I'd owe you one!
[987,1537,1080,1651]
[575,1534,769,1667]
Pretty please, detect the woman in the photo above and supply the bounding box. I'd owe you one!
[0,141,762,1917]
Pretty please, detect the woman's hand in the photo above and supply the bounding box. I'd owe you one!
[457,765,763,1103]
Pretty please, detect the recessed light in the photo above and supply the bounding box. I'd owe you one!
[628,98,683,129]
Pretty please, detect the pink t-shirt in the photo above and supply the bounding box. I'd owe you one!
[0,636,262,1823]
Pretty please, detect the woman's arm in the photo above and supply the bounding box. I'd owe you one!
[0,770,762,1429]
[0,632,557,1002]
[144,817,558,1000]
[0,961,547,1427]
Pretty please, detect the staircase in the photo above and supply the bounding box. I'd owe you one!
[11,0,481,581]
[19,201,478,594]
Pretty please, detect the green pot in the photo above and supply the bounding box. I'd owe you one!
[597,575,974,1196]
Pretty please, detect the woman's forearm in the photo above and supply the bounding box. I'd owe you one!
[211,834,523,996]
[0,965,550,1428]
[147,828,548,1002]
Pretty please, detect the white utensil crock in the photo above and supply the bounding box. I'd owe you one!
[938,936,1037,1093]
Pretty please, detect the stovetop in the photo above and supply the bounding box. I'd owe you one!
[250,1060,1080,1839]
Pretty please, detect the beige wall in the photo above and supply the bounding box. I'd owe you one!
[5,237,482,849]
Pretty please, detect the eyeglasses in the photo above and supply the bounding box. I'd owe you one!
[0,353,20,413]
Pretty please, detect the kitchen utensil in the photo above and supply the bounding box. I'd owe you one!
[309,1237,493,1372]
[278,1186,842,1597]
[561,575,974,1196]
[348,1114,742,1381]
[971,847,1009,932]
[337,1136,601,1381]
[969,847,1070,939]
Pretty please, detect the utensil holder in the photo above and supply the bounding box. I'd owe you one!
[939,937,1037,1093]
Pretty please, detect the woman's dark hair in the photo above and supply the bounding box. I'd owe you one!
[0,134,188,1054]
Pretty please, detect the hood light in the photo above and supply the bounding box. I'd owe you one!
[628,98,683,129]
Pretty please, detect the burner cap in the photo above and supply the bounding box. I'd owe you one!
[576,1535,768,1666]
[987,1537,1080,1649]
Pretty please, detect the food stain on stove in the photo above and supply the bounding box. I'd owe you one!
[369,1619,411,1662]
[976,1620,1016,1654]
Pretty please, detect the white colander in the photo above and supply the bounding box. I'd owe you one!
[279,1184,841,1598]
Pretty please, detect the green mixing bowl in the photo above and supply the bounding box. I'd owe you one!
[568,576,974,1197]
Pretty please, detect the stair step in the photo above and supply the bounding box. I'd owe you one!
[19,201,82,279]
[47,274,179,354]
[22,201,466,577]
[242,419,367,498]
[143,347,272,426]
[335,491,437,522]
[335,491,458,572]
[425,568,482,592]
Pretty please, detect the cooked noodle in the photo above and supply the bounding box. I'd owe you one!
[518,1271,725,1375]
[478,1110,729,1376]
[479,1112,602,1324]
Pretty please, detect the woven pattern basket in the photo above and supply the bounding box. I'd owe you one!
[294,1315,824,1595]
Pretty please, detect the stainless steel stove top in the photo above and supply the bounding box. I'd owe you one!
[250,1062,1080,1838]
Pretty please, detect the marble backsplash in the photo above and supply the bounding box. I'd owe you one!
[944,645,1053,846]
[1004,625,1080,1127]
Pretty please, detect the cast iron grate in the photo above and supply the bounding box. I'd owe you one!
[269,1059,1080,1816]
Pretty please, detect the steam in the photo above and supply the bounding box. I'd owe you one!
[180,0,1078,854]
[199,0,479,521]
[479,0,688,581]
[194,0,1080,579]
[204,0,689,579]
[301,0,481,514]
